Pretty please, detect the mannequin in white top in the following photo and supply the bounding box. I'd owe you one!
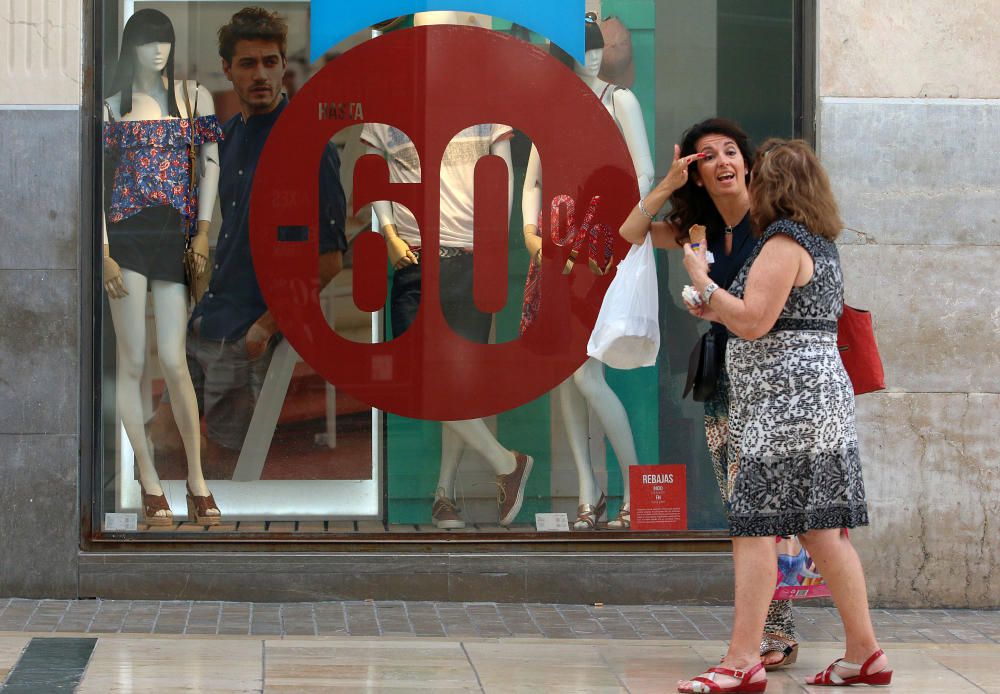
[360,11,534,530]
[102,9,221,525]
[522,20,654,530]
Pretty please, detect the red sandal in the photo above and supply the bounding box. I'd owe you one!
[677,661,766,693]
[807,649,892,687]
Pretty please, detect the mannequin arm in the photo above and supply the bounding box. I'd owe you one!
[101,101,127,298]
[365,144,416,268]
[521,145,543,260]
[489,136,514,219]
[193,83,220,225]
[612,89,655,198]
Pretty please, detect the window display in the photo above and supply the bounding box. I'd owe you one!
[95,0,801,539]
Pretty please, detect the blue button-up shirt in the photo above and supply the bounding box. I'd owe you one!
[191,98,347,341]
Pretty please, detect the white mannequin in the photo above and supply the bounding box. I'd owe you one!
[365,139,521,522]
[522,45,654,529]
[364,12,528,528]
[103,34,220,523]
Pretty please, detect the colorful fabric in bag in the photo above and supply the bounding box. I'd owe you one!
[773,536,831,600]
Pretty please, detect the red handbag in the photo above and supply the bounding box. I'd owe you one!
[837,305,885,395]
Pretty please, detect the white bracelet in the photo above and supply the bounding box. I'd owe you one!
[638,198,658,220]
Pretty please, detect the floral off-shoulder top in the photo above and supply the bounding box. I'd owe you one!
[104,116,224,235]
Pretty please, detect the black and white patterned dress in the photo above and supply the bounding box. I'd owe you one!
[724,219,869,537]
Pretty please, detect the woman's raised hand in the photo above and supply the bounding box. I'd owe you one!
[660,144,706,195]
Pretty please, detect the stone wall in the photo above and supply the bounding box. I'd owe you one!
[0,0,82,597]
[818,0,1000,607]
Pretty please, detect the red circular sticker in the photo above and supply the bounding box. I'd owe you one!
[252,25,638,420]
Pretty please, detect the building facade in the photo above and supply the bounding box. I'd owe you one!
[0,0,996,607]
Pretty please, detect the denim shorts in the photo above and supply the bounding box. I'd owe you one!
[107,206,186,284]
[389,251,492,344]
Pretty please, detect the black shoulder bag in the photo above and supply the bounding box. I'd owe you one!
[683,328,727,402]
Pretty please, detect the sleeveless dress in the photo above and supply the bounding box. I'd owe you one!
[724,219,869,537]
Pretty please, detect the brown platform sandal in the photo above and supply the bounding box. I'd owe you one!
[607,502,631,530]
[572,493,607,530]
[139,483,173,527]
[186,483,222,526]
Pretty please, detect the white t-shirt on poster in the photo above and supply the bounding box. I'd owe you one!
[360,122,513,248]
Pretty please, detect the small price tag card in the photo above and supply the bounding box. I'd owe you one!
[629,465,687,531]
[104,512,138,531]
[535,513,570,532]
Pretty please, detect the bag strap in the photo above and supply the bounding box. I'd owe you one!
[181,82,200,195]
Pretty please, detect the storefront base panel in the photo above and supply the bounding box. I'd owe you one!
[79,552,735,604]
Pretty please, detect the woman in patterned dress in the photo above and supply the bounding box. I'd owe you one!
[676,140,889,692]
[620,119,798,668]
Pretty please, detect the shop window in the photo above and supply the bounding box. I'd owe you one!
[93,0,802,540]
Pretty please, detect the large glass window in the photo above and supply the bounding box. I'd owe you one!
[93,0,802,539]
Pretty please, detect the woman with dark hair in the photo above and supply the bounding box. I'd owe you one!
[103,8,224,526]
[620,119,799,668]
[675,139,888,692]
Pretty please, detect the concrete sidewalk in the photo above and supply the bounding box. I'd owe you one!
[0,633,997,692]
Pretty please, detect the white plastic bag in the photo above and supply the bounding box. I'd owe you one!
[587,235,660,369]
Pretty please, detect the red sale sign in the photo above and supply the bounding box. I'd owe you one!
[629,465,687,531]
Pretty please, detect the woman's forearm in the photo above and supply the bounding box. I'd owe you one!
[695,285,766,340]
[619,185,675,246]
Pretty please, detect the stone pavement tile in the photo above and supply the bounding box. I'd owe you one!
[265,639,479,692]
[0,636,30,682]
[928,644,1000,692]
[78,637,262,693]
[465,641,624,693]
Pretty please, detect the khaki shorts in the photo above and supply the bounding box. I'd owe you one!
[186,324,278,450]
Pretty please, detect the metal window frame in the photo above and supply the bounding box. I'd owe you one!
[80,0,815,553]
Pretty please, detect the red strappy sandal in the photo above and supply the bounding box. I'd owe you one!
[677,661,767,693]
[807,649,892,687]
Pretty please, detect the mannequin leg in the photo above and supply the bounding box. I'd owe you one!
[573,358,638,505]
[443,420,516,476]
[437,424,464,497]
[149,281,216,509]
[107,271,163,500]
[555,378,601,506]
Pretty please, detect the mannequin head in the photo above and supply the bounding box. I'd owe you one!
[110,9,180,117]
[550,12,604,72]
[413,11,491,28]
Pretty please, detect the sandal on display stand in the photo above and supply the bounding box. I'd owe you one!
[186,483,222,526]
[606,502,630,529]
[760,634,798,671]
[807,649,893,687]
[572,493,606,530]
[677,661,767,693]
[138,482,173,527]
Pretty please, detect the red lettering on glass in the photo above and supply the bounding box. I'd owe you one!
[548,194,614,275]
[251,26,637,419]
